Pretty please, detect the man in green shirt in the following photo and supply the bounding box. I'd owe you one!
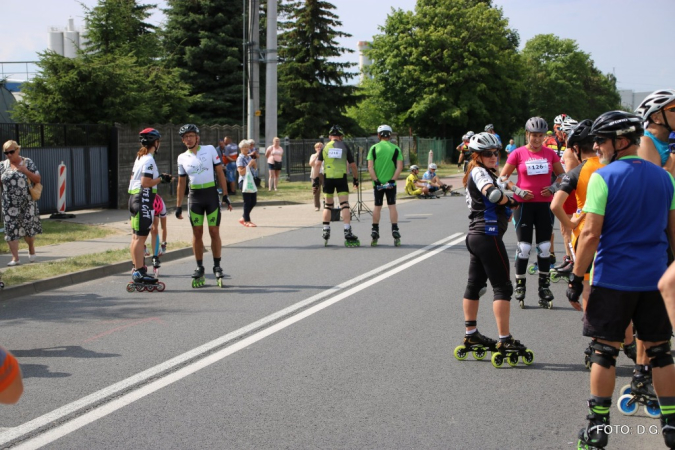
[367,125,403,246]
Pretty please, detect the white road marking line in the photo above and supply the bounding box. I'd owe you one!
[3,233,465,448]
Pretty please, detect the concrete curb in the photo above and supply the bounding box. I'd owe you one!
[0,247,194,302]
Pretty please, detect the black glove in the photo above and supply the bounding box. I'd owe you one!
[175,206,182,218]
[506,196,520,208]
[566,273,583,304]
[353,178,359,187]
[374,179,382,186]
[160,173,172,183]
[222,195,231,206]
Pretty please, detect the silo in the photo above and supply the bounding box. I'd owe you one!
[48,28,64,56]
[357,41,372,81]
[63,18,80,58]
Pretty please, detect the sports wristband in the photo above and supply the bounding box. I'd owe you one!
[175,206,182,218]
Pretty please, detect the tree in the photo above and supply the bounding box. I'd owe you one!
[522,34,621,123]
[277,0,362,138]
[163,0,244,124]
[366,0,527,139]
[11,0,193,125]
[345,76,399,136]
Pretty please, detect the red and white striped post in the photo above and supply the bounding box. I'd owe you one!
[50,161,76,219]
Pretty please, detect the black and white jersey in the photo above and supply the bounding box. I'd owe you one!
[465,166,510,236]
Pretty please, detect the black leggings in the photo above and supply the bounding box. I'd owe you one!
[465,234,513,301]
[239,181,257,221]
[512,202,554,275]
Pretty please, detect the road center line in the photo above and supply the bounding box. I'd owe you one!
[3,233,465,448]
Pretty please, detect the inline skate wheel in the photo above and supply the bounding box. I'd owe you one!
[507,353,519,367]
[394,239,401,247]
[472,348,487,360]
[522,350,534,365]
[156,282,166,292]
[453,345,468,361]
[324,240,328,247]
[371,240,378,247]
[519,300,524,309]
[136,284,146,292]
[491,353,504,368]
[617,394,638,416]
[619,384,631,397]
[644,402,661,418]
[126,283,136,293]
[550,272,560,283]
[527,264,537,275]
[217,278,224,288]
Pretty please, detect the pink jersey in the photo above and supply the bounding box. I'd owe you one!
[506,146,560,203]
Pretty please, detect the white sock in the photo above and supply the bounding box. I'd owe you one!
[465,328,477,335]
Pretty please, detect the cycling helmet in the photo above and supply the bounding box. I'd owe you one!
[525,117,548,133]
[469,132,502,153]
[566,119,594,151]
[377,124,392,136]
[139,128,161,146]
[178,124,199,137]
[635,89,675,121]
[466,131,475,138]
[328,124,344,136]
[153,194,164,216]
[484,124,494,132]
[410,165,419,171]
[428,163,437,170]
[560,118,579,136]
[554,114,568,125]
[461,134,468,142]
[591,110,644,143]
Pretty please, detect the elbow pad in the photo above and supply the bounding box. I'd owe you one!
[486,186,504,204]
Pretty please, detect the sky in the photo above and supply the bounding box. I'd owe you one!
[1,0,674,93]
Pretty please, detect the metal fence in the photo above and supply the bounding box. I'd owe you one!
[0,123,110,148]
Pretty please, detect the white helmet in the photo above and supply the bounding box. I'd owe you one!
[469,132,502,153]
[410,165,419,171]
[461,134,468,141]
[484,124,494,132]
[377,124,393,135]
[635,89,675,121]
[466,131,475,138]
[560,118,579,136]
[554,114,568,125]
[428,163,437,170]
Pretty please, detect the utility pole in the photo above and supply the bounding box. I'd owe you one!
[265,0,278,148]
[247,0,260,143]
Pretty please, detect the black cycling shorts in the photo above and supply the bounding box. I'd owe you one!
[465,234,512,301]
[129,190,154,236]
[373,186,397,206]
[188,186,221,227]
[323,175,349,197]
[512,201,554,244]
[583,286,673,342]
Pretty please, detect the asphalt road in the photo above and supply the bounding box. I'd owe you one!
[0,195,665,449]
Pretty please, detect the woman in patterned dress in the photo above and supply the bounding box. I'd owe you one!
[1,141,42,265]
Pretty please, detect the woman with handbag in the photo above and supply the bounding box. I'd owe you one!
[0,141,42,265]
[237,140,258,227]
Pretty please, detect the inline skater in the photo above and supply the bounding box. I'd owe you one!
[454,132,533,369]
[127,128,170,291]
[457,132,474,173]
[484,124,502,171]
[456,135,469,171]
[405,165,431,197]
[499,117,564,309]
[367,125,403,246]
[566,111,675,449]
[175,124,233,288]
[422,163,452,195]
[149,193,170,276]
[635,89,675,175]
[319,125,360,247]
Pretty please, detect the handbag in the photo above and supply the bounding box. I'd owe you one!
[242,166,258,193]
[29,181,43,201]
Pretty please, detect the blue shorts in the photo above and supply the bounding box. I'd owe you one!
[225,162,237,182]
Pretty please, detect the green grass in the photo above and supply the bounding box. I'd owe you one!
[1,241,191,285]
[0,221,124,254]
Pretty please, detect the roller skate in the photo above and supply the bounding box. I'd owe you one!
[660,413,675,449]
[454,330,497,362]
[392,228,401,247]
[515,278,526,309]
[370,228,380,247]
[213,265,225,288]
[151,255,161,277]
[344,227,360,247]
[126,266,165,293]
[491,335,534,368]
[577,398,611,449]
[617,366,660,418]
[0,280,4,289]
[538,274,554,309]
[322,227,330,247]
[191,265,206,288]
[550,257,573,283]
[527,262,538,275]
[160,241,167,256]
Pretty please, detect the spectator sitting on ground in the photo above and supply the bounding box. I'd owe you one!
[405,165,431,197]
[422,163,452,194]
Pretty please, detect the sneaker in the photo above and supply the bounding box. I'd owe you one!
[7,260,20,266]
[28,253,36,262]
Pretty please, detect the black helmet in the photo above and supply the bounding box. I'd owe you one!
[566,119,593,148]
[328,124,344,136]
[178,124,200,137]
[139,128,161,146]
[525,117,548,133]
[591,111,643,144]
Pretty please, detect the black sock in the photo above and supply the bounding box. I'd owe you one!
[197,260,203,268]
[372,224,379,231]
[214,257,221,267]
[392,223,399,231]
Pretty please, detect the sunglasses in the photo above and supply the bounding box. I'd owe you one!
[593,136,608,144]
[3,150,16,155]
[664,105,675,113]
[480,151,500,157]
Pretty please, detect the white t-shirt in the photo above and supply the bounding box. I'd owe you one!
[128,154,159,193]
[176,145,222,186]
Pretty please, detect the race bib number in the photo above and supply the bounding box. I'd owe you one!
[525,159,549,176]
[328,148,343,159]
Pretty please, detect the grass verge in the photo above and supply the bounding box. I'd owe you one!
[1,241,191,286]
[0,221,123,254]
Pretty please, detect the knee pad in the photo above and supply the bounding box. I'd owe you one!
[493,280,514,300]
[537,241,551,258]
[340,201,350,210]
[589,341,620,369]
[463,282,483,300]
[647,343,674,368]
[516,242,532,260]
[324,203,334,210]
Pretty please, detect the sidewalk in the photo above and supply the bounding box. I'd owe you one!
[0,171,464,299]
